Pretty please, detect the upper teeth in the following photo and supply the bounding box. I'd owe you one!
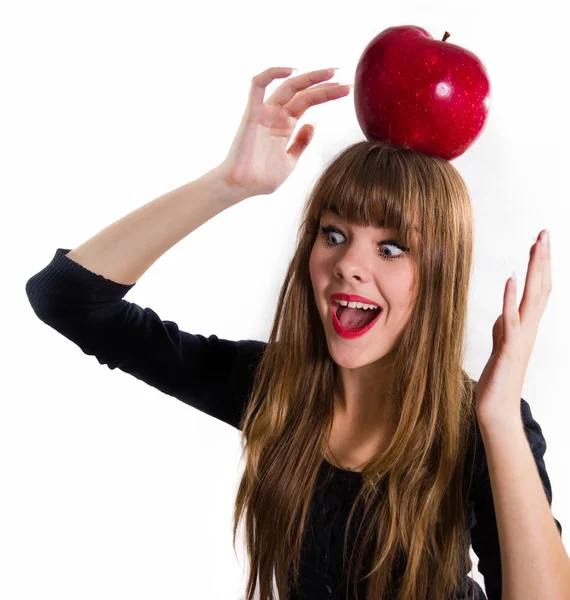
[333,299,379,311]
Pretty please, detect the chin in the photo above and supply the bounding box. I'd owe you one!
[326,339,393,370]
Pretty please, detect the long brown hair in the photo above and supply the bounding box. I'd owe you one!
[232,140,479,600]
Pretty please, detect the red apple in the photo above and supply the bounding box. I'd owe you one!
[353,25,491,160]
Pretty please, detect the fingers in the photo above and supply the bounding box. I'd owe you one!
[281,82,352,119]
[247,67,351,119]
[286,123,314,163]
[541,231,552,294]
[518,230,551,327]
[265,67,340,107]
[247,67,297,110]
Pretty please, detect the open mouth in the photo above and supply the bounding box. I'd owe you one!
[333,302,382,332]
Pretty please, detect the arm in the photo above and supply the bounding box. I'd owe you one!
[474,400,569,600]
[25,164,262,428]
[26,247,266,429]
[64,164,250,285]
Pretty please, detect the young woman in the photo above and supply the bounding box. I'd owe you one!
[26,66,563,600]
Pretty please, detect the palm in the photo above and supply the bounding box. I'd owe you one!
[228,105,298,195]
[475,316,515,422]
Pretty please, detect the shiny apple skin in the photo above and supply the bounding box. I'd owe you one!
[354,25,491,160]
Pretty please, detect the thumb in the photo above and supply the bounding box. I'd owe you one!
[491,314,504,355]
[286,123,316,162]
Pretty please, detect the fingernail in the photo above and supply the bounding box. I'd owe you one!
[512,271,517,286]
[541,229,550,246]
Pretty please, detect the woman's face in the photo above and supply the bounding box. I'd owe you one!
[309,210,417,370]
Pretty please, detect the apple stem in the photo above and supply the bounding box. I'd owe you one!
[442,31,451,42]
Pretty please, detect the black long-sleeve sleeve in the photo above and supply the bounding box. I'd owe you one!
[468,397,563,600]
[25,248,267,430]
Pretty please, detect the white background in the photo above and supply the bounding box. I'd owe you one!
[3,0,569,598]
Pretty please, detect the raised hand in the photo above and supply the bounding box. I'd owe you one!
[475,229,552,427]
[218,67,351,198]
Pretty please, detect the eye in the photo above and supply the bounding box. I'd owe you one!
[318,226,408,262]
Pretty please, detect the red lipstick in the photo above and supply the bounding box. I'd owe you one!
[329,296,383,339]
[330,292,381,307]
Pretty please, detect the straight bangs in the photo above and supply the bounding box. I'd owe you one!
[305,144,423,257]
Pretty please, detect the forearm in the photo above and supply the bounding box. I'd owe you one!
[66,164,250,285]
[479,416,570,599]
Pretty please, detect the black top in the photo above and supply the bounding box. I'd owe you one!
[25,248,563,600]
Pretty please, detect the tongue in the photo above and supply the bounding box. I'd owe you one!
[337,306,379,330]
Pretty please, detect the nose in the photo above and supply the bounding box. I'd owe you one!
[333,249,373,283]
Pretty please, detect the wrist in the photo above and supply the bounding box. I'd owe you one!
[477,411,524,438]
[209,162,253,204]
